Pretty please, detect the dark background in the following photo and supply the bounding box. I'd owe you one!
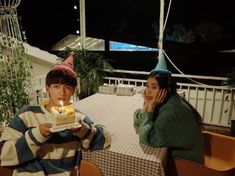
[18,0,235,76]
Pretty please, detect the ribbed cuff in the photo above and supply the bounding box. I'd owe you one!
[75,122,90,138]
[81,126,96,149]
[30,127,48,144]
[140,111,154,120]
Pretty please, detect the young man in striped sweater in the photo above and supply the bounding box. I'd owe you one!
[0,52,111,175]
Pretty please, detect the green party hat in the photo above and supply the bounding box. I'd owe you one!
[151,54,171,74]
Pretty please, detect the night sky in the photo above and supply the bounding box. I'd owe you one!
[18,0,235,51]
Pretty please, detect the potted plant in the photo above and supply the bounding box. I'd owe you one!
[0,34,32,123]
[58,48,113,99]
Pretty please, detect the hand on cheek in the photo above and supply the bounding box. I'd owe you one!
[143,90,148,101]
[142,90,150,112]
[147,89,167,112]
[155,89,167,105]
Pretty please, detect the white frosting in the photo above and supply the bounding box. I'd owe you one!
[51,106,75,126]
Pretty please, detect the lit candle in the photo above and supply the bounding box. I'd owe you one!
[59,101,66,113]
[60,101,64,107]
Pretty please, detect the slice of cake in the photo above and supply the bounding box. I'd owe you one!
[51,105,76,126]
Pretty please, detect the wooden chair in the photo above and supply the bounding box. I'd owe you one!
[203,131,235,171]
[0,166,14,176]
[0,160,103,176]
[167,158,234,176]
[166,131,235,176]
[79,160,103,176]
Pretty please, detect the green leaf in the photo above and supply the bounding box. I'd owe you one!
[58,48,113,99]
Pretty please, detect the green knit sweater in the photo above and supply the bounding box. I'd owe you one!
[133,94,204,164]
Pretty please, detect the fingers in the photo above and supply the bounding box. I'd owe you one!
[39,123,52,138]
[69,126,81,133]
[76,116,82,123]
[43,123,53,128]
[155,89,167,103]
[146,89,167,112]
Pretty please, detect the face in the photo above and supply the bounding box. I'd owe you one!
[46,83,75,109]
[144,77,160,101]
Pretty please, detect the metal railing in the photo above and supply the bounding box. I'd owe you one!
[32,69,235,127]
[103,69,235,127]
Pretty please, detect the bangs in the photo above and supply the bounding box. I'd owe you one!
[51,76,68,84]
[46,70,77,88]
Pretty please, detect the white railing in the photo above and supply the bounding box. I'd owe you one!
[31,69,235,127]
[103,69,235,127]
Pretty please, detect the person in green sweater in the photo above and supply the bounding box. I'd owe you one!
[133,54,204,165]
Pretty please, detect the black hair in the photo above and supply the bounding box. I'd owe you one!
[148,71,177,101]
[148,71,203,128]
[46,70,77,88]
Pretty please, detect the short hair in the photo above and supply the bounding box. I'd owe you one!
[46,70,77,88]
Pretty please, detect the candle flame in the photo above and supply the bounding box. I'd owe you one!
[59,101,64,107]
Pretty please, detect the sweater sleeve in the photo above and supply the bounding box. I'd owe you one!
[133,109,155,145]
[136,104,198,149]
[133,102,183,148]
[0,116,48,166]
[134,106,179,148]
[133,109,141,127]
[74,115,111,150]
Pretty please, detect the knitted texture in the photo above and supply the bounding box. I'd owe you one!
[133,94,204,164]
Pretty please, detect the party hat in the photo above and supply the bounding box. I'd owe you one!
[151,53,171,74]
[52,51,77,78]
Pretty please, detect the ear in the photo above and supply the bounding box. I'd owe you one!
[72,88,76,95]
[45,85,50,92]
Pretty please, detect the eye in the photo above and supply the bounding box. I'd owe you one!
[146,84,158,90]
[65,85,73,91]
[53,84,59,88]
[150,85,158,89]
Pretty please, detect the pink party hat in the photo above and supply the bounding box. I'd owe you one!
[52,52,77,78]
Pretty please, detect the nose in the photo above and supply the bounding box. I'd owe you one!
[59,86,66,95]
[145,87,151,94]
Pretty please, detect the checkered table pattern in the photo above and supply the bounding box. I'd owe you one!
[74,93,167,176]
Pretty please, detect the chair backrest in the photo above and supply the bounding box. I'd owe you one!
[0,166,14,176]
[79,160,103,176]
[166,131,235,176]
[168,158,234,176]
[203,131,235,171]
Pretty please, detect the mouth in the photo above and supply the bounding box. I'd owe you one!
[58,98,66,101]
[57,98,66,104]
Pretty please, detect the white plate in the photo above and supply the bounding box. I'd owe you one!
[50,122,81,132]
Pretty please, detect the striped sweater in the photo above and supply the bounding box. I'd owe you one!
[0,105,111,175]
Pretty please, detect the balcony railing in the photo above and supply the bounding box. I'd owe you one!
[32,69,235,128]
[103,69,235,127]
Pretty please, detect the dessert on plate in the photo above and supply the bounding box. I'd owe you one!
[50,101,80,132]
